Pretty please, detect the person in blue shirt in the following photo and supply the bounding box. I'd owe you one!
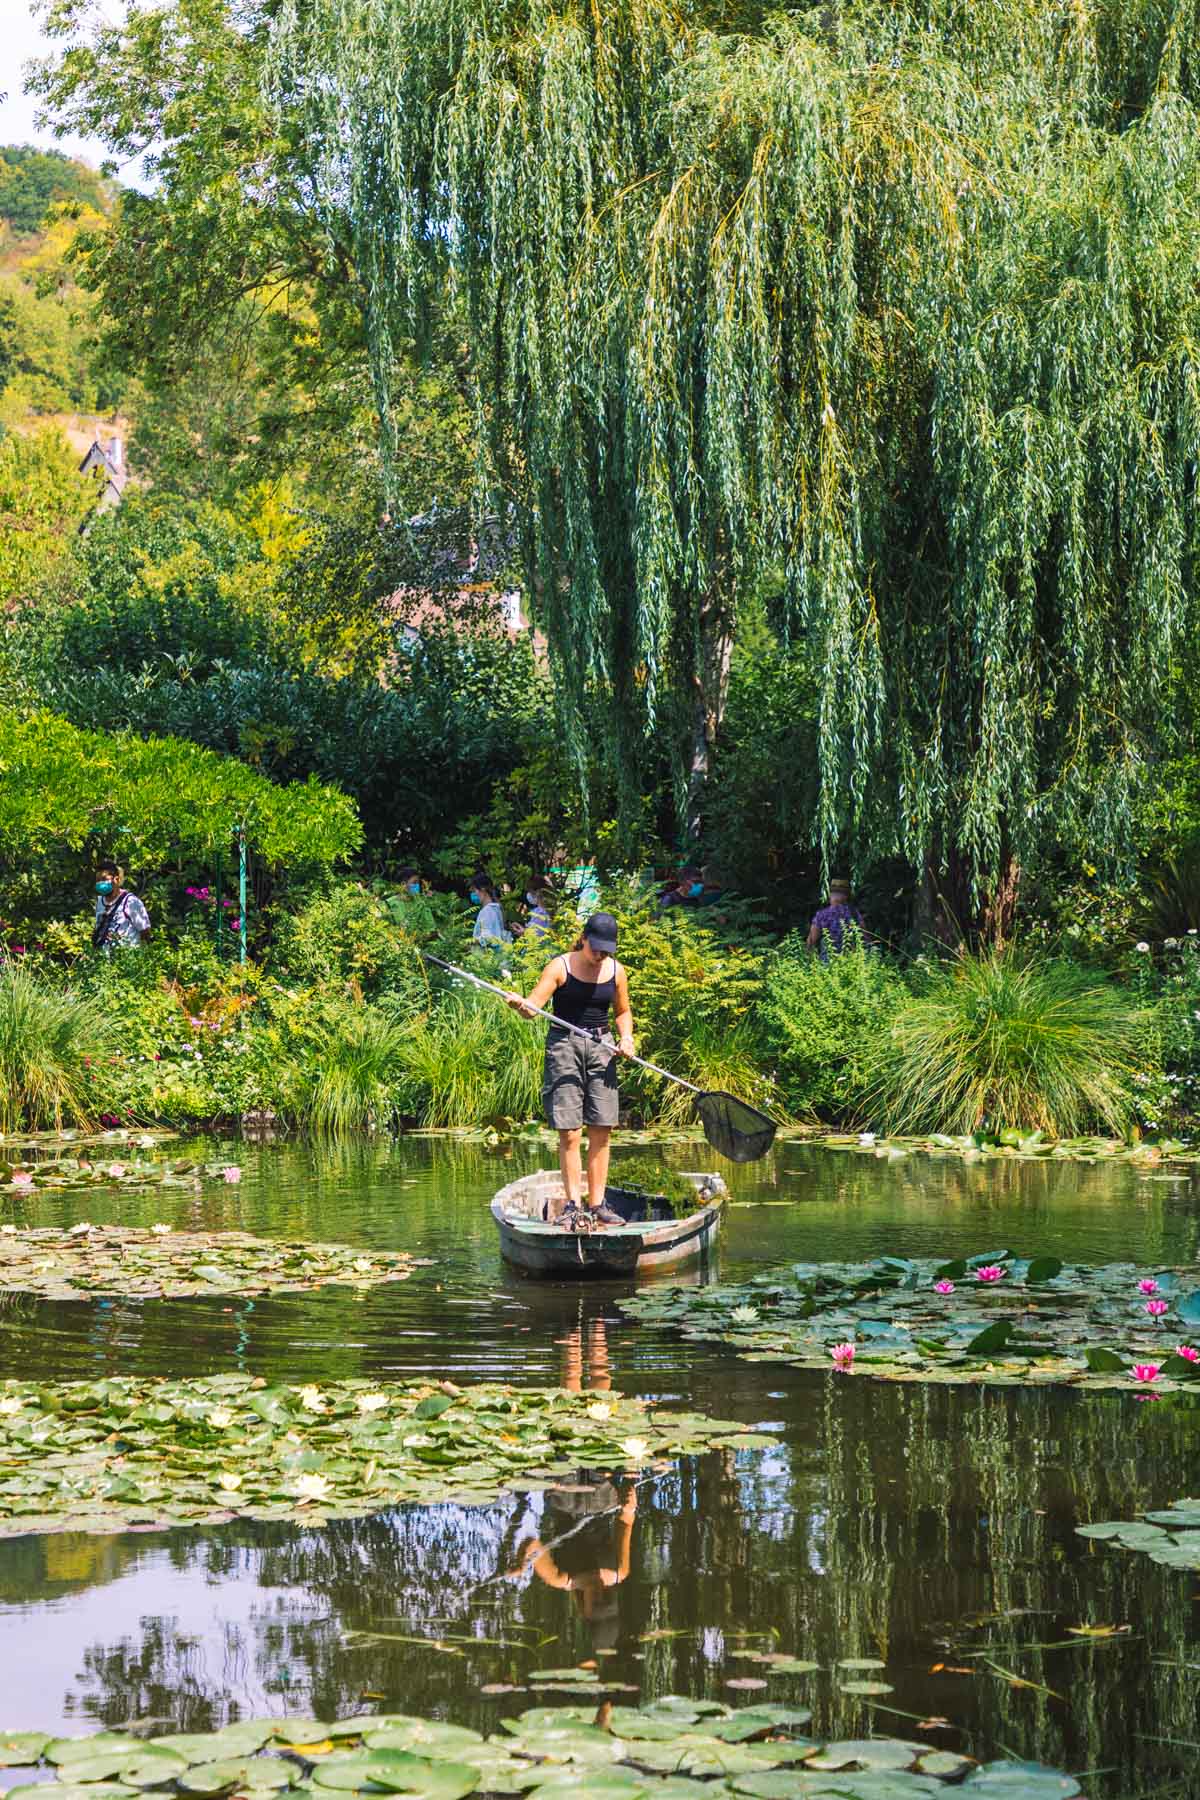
[520,884,554,941]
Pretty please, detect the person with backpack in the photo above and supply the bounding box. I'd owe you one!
[92,861,151,950]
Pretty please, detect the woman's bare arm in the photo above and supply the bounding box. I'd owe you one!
[506,958,565,1017]
[613,964,635,1055]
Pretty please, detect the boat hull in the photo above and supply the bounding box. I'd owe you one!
[490,1172,724,1280]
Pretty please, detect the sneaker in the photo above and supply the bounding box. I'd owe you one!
[558,1202,585,1231]
[587,1202,625,1227]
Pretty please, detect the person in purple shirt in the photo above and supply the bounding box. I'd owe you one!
[807,878,866,959]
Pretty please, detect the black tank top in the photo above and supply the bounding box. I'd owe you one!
[552,954,617,1030]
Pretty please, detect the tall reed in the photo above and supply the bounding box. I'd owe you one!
[869,950,1146,1137]
[0,963,113,1134]
[286,1005,409,1138]
[398,991,543,1126]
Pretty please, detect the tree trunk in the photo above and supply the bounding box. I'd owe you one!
[915,845,969,949]
[981,844,1021,949]
[685,582,734,842]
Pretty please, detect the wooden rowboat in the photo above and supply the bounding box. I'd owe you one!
[491,1170,725,1279]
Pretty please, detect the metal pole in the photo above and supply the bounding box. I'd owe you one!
[236,824,248,965]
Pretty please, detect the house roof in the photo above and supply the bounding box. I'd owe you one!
[78,438,127,495]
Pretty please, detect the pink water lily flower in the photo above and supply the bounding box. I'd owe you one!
[223,1166,242,1184]
[1138,1279,1159,1295]
[829,1342,855,1366]
[1132,1363,1161,1383]
[10,1170,33,1188]
[1176,1345,1199,1363]
[933,1279,955,1295]
[975,1265,1006,1283]
[1145,1299,1170,1318]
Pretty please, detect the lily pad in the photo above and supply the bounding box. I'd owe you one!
[180,1759,297,1794]
[0,1374,767,1539]
[0,1735,50,1767]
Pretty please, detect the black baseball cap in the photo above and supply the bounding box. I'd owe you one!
[584,911,618,953]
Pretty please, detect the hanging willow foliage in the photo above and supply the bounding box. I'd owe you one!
[270,0,1200,902]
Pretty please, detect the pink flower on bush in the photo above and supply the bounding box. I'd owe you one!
[1176,1345,1200,1363]
[934,1279,955,1295]
[1132,1363,1161,1384]
[1145,1299,1169,1318]
[1138,1278,1159,1295]
[829,1341,855,1366]
[223,1166,242,1184]
[975,1265,1006,1283]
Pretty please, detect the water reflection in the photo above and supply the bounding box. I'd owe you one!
[1,1137,1199,1796]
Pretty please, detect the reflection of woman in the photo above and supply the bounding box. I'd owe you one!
[509,1478,638,1653]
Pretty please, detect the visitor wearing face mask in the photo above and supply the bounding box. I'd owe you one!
[520,884,554,941]
[471,878,512,945]
[395,866,424,900]
[656,867,704,914]
[91,861,152,950]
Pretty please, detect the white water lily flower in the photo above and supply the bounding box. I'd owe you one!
[296,1385,326,1412]
[586,1401,612,1421]
[151,1223,171,1236]
[355,1392,388,1413]
[217,1472,242,1492]
[858,1132,876,1146]
[293,1472,332,1503]
[620,1437,650,1461]
[352,1257,374,1274]
[207,1407,234,1428]
[731,1305,760,1325]
[402,1433,431,1448]
[68,1221,93,1236]
[0,1224,15,1235]
[0,1397,23,1416]
[138,1135,157,1149]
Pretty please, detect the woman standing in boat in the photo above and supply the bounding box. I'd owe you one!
[506,912,635,1228]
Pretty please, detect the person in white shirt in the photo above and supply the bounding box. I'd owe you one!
[470,879,511,945]
[92,861,152,950]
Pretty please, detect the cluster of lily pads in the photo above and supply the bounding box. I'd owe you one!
[0,1373,774,1538]
[619,1252,1200,1390]
[820,1130,1198,1168]
[0,1704,1083,1799]
[1077,1499,1200,1571]
[0,1225,424,1301]
[2,1148,241,1195]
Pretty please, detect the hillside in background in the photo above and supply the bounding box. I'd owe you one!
[0,145,115,237]
[0,144,124,443]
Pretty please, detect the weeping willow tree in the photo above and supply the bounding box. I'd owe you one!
[270,0,1200,930]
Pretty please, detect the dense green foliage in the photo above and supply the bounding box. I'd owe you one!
[0,145,112,236]
[0,428,94,605]
[273,0,1200,909]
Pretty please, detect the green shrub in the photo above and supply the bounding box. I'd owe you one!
[757,935,910,1121]
[273,882,424,1003]
[868,950,1148,1137]
[0,962,113,1132]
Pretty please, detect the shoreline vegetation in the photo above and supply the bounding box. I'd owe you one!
[0,902,1197,1157]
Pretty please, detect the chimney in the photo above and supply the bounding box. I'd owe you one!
[108,436,123,474]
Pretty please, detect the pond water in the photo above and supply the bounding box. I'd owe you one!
[1,1136,1198,1797]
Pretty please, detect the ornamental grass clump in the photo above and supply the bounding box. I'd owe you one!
[286,1003,409,1138]
[0,963,113,1134]
[869,950,1146,1137]
[397,989,543,1126]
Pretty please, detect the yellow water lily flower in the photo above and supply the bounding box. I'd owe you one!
[217,1472,242,1492]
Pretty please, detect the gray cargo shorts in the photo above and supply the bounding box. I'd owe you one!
[543,1027,620,1129]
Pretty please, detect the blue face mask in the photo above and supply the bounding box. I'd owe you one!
[688,882,704,898]
[408,880,421,896]
[96,879,114,895]
[470,890,481,905]
[526,892,539,907]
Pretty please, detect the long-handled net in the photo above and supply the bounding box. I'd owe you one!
[421,953,778,1163]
